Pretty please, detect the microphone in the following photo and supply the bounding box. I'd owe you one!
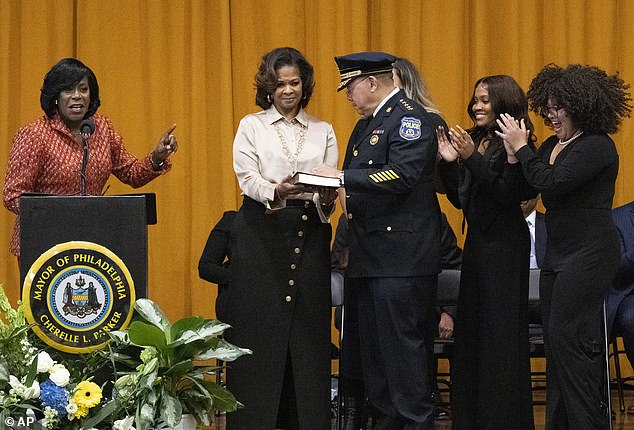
[79,118,94,196]
[80,118,95,139]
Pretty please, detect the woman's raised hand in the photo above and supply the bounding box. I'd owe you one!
[496,113,529,155]
[151,124,178,169]
[436,126,459,162]
[448,125,476,159]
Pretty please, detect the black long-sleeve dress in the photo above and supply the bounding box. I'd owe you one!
[515,133,619,430]
[198,210,236,321]
[439,139,534,430]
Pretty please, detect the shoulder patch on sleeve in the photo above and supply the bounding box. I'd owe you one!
[399,116,422,141]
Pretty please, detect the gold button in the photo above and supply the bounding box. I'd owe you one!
[298,231,304,237]
[302,215,308,221]
[289,280,295,286]
[353,150,359,156]
[347,213,353,220]
[291,264,297,270]
[368,160,373,165]
[387,226,392,231]
[294,247,301,254]
[285,295,292,302]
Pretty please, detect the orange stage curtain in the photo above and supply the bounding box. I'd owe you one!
[1,1,633,334]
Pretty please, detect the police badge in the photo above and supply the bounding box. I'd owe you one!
[399,116,422,141]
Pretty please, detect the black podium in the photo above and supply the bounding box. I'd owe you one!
[19,194,156,299]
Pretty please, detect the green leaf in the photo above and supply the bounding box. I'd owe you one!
[108,330,130,344]
[139,358,159,389]
[159,388,182,427]
[137,390,159,430]
[82,398,119,428]
[139,403,156,430]
[24,351,39,386]
[196,338,252,361]
[164,359,193,381]
[170,316,205,341]
[0,356,9,382]
[169,320,232,349]
[127,321,167,350]
[134,299,171,333]
[8,324,32,339]
[201,379,243,412]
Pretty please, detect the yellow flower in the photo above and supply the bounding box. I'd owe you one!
[75,405,89,418]
[73,381,102,409]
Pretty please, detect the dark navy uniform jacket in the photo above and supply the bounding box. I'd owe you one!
[342,89,441,278]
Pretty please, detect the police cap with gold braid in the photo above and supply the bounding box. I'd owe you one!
[334,51,396,92]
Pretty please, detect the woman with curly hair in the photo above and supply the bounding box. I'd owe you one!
[498,63,632,430]
[227,47,338,429]
[436,75,535,429]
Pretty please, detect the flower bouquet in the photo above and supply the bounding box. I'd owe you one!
[0,284,116,429]
[0,284,250,430]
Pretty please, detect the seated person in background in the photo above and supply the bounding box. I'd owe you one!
[198,210,236,322]
[431,212,463,420]
[333,211,462,427]
[438,211,462,333]
[522,195,546,325]
[606,201,634,414]
[521,195,546,270]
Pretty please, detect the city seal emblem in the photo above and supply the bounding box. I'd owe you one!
[22,241,135,354]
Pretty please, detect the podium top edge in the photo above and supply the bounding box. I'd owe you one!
[20,193,155,199]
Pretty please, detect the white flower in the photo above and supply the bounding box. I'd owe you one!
[23,380,40,399]
[8,375,22,390]
[42,406,58,429]
[113,416,136,430]
[48,364,70,387]
[35,351,56,373]
[66,400,78,420]
[7,375,39,399]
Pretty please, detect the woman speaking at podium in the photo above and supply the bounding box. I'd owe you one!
[227,47,338,429]
[3,58,178,257]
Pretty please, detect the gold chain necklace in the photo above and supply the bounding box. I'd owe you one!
[274,119,306,172]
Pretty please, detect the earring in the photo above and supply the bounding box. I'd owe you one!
[55,99,58,105]
[267,94,272,104]
[302,94,307,100]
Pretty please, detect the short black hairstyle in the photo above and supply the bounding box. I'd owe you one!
[528,64,632,134]
[40,58,101,118]
[254,47,314,110]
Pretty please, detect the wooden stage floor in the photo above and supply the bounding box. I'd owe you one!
[209,386,634,429]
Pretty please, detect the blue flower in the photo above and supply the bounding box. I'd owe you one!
[39,380,70,416]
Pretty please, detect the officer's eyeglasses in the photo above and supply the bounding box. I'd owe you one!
[346,77,369,97]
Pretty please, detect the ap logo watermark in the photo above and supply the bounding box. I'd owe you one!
[3,414,44,429]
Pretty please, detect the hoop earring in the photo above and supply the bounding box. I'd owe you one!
[267,94,272,104]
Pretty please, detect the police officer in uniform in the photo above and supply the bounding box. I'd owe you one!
[314,52,441,430]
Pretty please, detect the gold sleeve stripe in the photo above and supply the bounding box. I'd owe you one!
[370,170,402,182]
[377,171,391,181]
[384,170,397,180]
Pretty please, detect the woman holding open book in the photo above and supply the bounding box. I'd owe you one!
[228,47,338,429]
